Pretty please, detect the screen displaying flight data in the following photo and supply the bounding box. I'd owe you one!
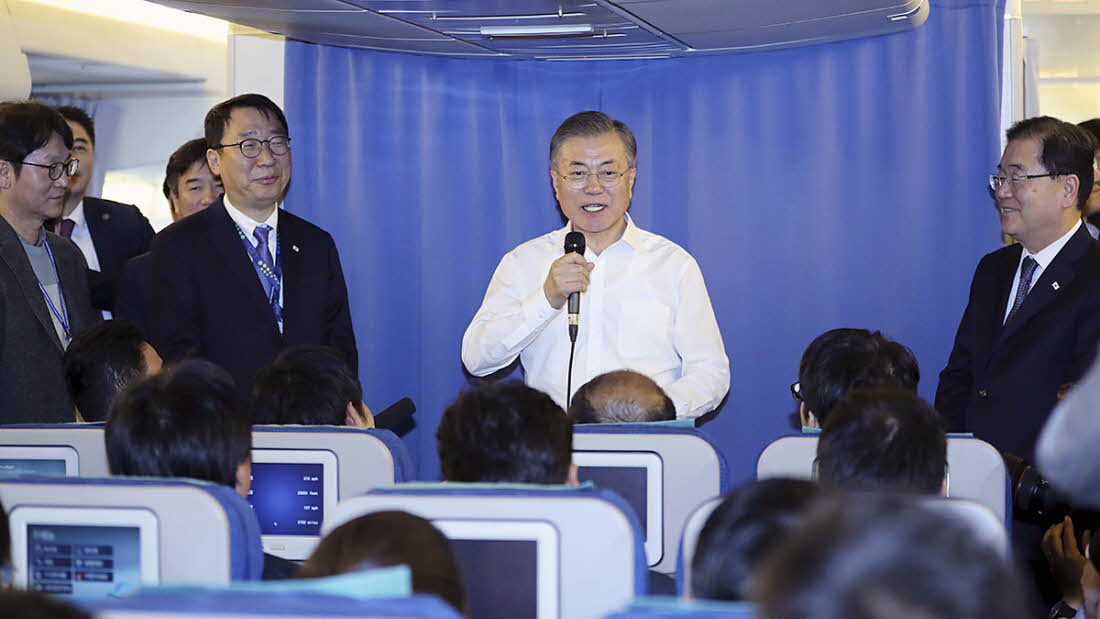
[248,462,325,536]
[26,525,142,599]
[0,459,66,479]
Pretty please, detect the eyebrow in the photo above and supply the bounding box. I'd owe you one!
[566,158,618,167]
[998,163,1026,172]
[72,138,90,145]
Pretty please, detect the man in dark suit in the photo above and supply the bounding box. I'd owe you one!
[148,94,357,395]
[936,116,1100,461]
[54,106,155,315]
[0,101,98,423]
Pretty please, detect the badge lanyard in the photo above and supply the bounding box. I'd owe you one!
[37,238,71,343]
[235,224,283,323]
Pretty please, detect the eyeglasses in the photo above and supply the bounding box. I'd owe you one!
[790,381,804,403]
[989,172,1060,191]
[21,158,78,181]
[555,169,631,190]
[216,137,291,158]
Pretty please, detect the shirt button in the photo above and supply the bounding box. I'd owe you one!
[978,389,989,398]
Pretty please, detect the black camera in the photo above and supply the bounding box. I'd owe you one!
[1002,453,1072,526]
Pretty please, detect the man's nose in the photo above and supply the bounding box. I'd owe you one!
[200,187,218,206]
[583,173,603,193]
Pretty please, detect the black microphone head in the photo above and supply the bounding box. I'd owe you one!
[564,231,585,255]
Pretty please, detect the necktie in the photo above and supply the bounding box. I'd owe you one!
[253,225,278,304]
[58,218,75,239]
[1006,256,1038,324]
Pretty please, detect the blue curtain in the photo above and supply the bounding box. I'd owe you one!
[284,0,1006,482]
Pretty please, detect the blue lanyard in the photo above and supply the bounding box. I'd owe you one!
[234,224,283,316]
[37,237,71,343]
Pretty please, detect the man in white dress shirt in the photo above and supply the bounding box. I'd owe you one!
[462,111,729,420]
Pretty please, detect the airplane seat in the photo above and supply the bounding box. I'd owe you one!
[89,591,463,618]
[0,423,108,477]
[676,496,723,596]
[251,425,414,492]
[605,596,757,618]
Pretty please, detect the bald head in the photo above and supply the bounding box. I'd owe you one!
[568,370,676,424]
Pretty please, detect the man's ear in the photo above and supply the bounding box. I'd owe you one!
[1065,174,1082,207]
[565,462,579,487]
[345,402,364,427]
[0,160,13,190]
[206,149,221,176]
[234,457,252,499]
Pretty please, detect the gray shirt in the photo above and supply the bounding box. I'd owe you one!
[19,231,69,348]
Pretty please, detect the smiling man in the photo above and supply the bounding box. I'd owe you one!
[937,116,1100,460]
[0,101,98,423]
[148,94,356,396]
[462,111,729,419]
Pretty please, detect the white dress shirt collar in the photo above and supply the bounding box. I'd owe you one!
[1020,219,1082,271]
[223,196,279,240]
[67,200,87,230]
[560,213,645,255]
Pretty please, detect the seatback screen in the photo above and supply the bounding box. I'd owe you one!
[450,539,537,619]
[577,465,648,532]
[0,459,66,479]
[27,525,142,598]
[248,462,324,536]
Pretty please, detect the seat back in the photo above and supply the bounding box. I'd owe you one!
[756,435,1009,523]
[326,483,647,619]
[0,476,263,597]
[91,592,462,619]
[573,424,728,573]
[676,496,723,596]
[0,423,108,477]
[606,596,757,618]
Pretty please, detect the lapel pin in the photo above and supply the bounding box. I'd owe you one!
[1052,282,1060,290]
[292,245,300,253]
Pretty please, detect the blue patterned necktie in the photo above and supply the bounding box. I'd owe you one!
[253,225,278,304]
[1006,256,1038,324]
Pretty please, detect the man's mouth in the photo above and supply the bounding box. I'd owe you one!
[255,175,280,185]
[582,204,607,213]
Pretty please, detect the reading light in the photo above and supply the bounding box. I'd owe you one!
[480,24,595,38]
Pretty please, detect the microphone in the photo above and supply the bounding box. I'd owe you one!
[564,231,585,342]
[372,397,415,431]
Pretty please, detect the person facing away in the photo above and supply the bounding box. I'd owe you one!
[251,345,373,427]
[462,110,729,420]
[567,369,676,424]
[148,93,357,398]
[53,106,155,316]
[105,359,296,580]
[793,327,919,430]
[63,318,162,422]
[0,100,98,424]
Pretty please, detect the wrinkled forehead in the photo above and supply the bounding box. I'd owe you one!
[556,132,630,167]
[999,136,1044,171]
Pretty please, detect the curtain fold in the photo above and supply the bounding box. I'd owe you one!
[285,0,1006,480]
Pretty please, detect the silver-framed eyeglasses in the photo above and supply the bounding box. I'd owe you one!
[988,172,1059,191]
[21,158,78,181]
[555,168,632,190]
[217,137,291,158]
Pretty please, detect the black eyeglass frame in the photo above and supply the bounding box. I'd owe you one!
[216,137,292,159]
[20,158,79,181]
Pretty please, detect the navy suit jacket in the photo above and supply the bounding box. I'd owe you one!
[115,251,152,334]
[81,197,155,312]
[148,199,357,395]
[935,224,1100,460]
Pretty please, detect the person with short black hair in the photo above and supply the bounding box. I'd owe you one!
[815,387,947,495]
[298,510,466,614]
[0,100,98,423]
[0,590,92,619]
[163,137,222,222]
[437,381,577,485]
[794,328,918,429]
[105,359,295,580]
[567,369,676,424]
[252,345,372,427]
[63,319,162,422]
[754,493,1031,619]
[691,478,821,602]
[53,106,155,316]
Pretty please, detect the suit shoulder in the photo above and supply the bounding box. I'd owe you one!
[86,197,146,219]
[152,207,217,247]
[280,210,335,243]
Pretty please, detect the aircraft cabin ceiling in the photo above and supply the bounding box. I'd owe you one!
[150,0,930,59]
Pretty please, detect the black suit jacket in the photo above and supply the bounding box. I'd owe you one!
[935,224,1100,459]
[80,197,155,312]
[0,217,99,424]
[148,199,357,395]
[115,251,151,334]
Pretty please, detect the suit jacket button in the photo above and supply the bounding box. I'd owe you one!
[978,389,989,398]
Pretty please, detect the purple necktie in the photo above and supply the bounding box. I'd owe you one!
[253,225,278,304]
[58,218,75,239]
[1006,256,1038,324]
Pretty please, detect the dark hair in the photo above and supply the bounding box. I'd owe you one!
[549,111,637,169]
[691,479,821,601]
[205,93,288,149]
[1077,119,1100,152]
[298,511,467,614]
[63,320,152,423]
[0,101,73,177]
[815,387,947,495]
[105,360,251,487]
[568,370,675,424]
[252,345,362,426]
[1006,116,1096,210]
[55,106,95,147]
[163,138,212,201]
[798,328,919,425]
[437,382,573,484]
[0,591,93,619]
[755,494,1031,619]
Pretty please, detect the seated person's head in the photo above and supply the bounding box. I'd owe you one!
[0,591,92,619]
[567,370,676,424]
[298,510,466,613]
[797,328,919,428]
[815,387,947,495]
[63,320,162,422]
[437,382,577,485]
[691,478,821,601]
[754,493,1030,619]
[252,345,372,427]
[163,137,222,221]
[105,360,252,497]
